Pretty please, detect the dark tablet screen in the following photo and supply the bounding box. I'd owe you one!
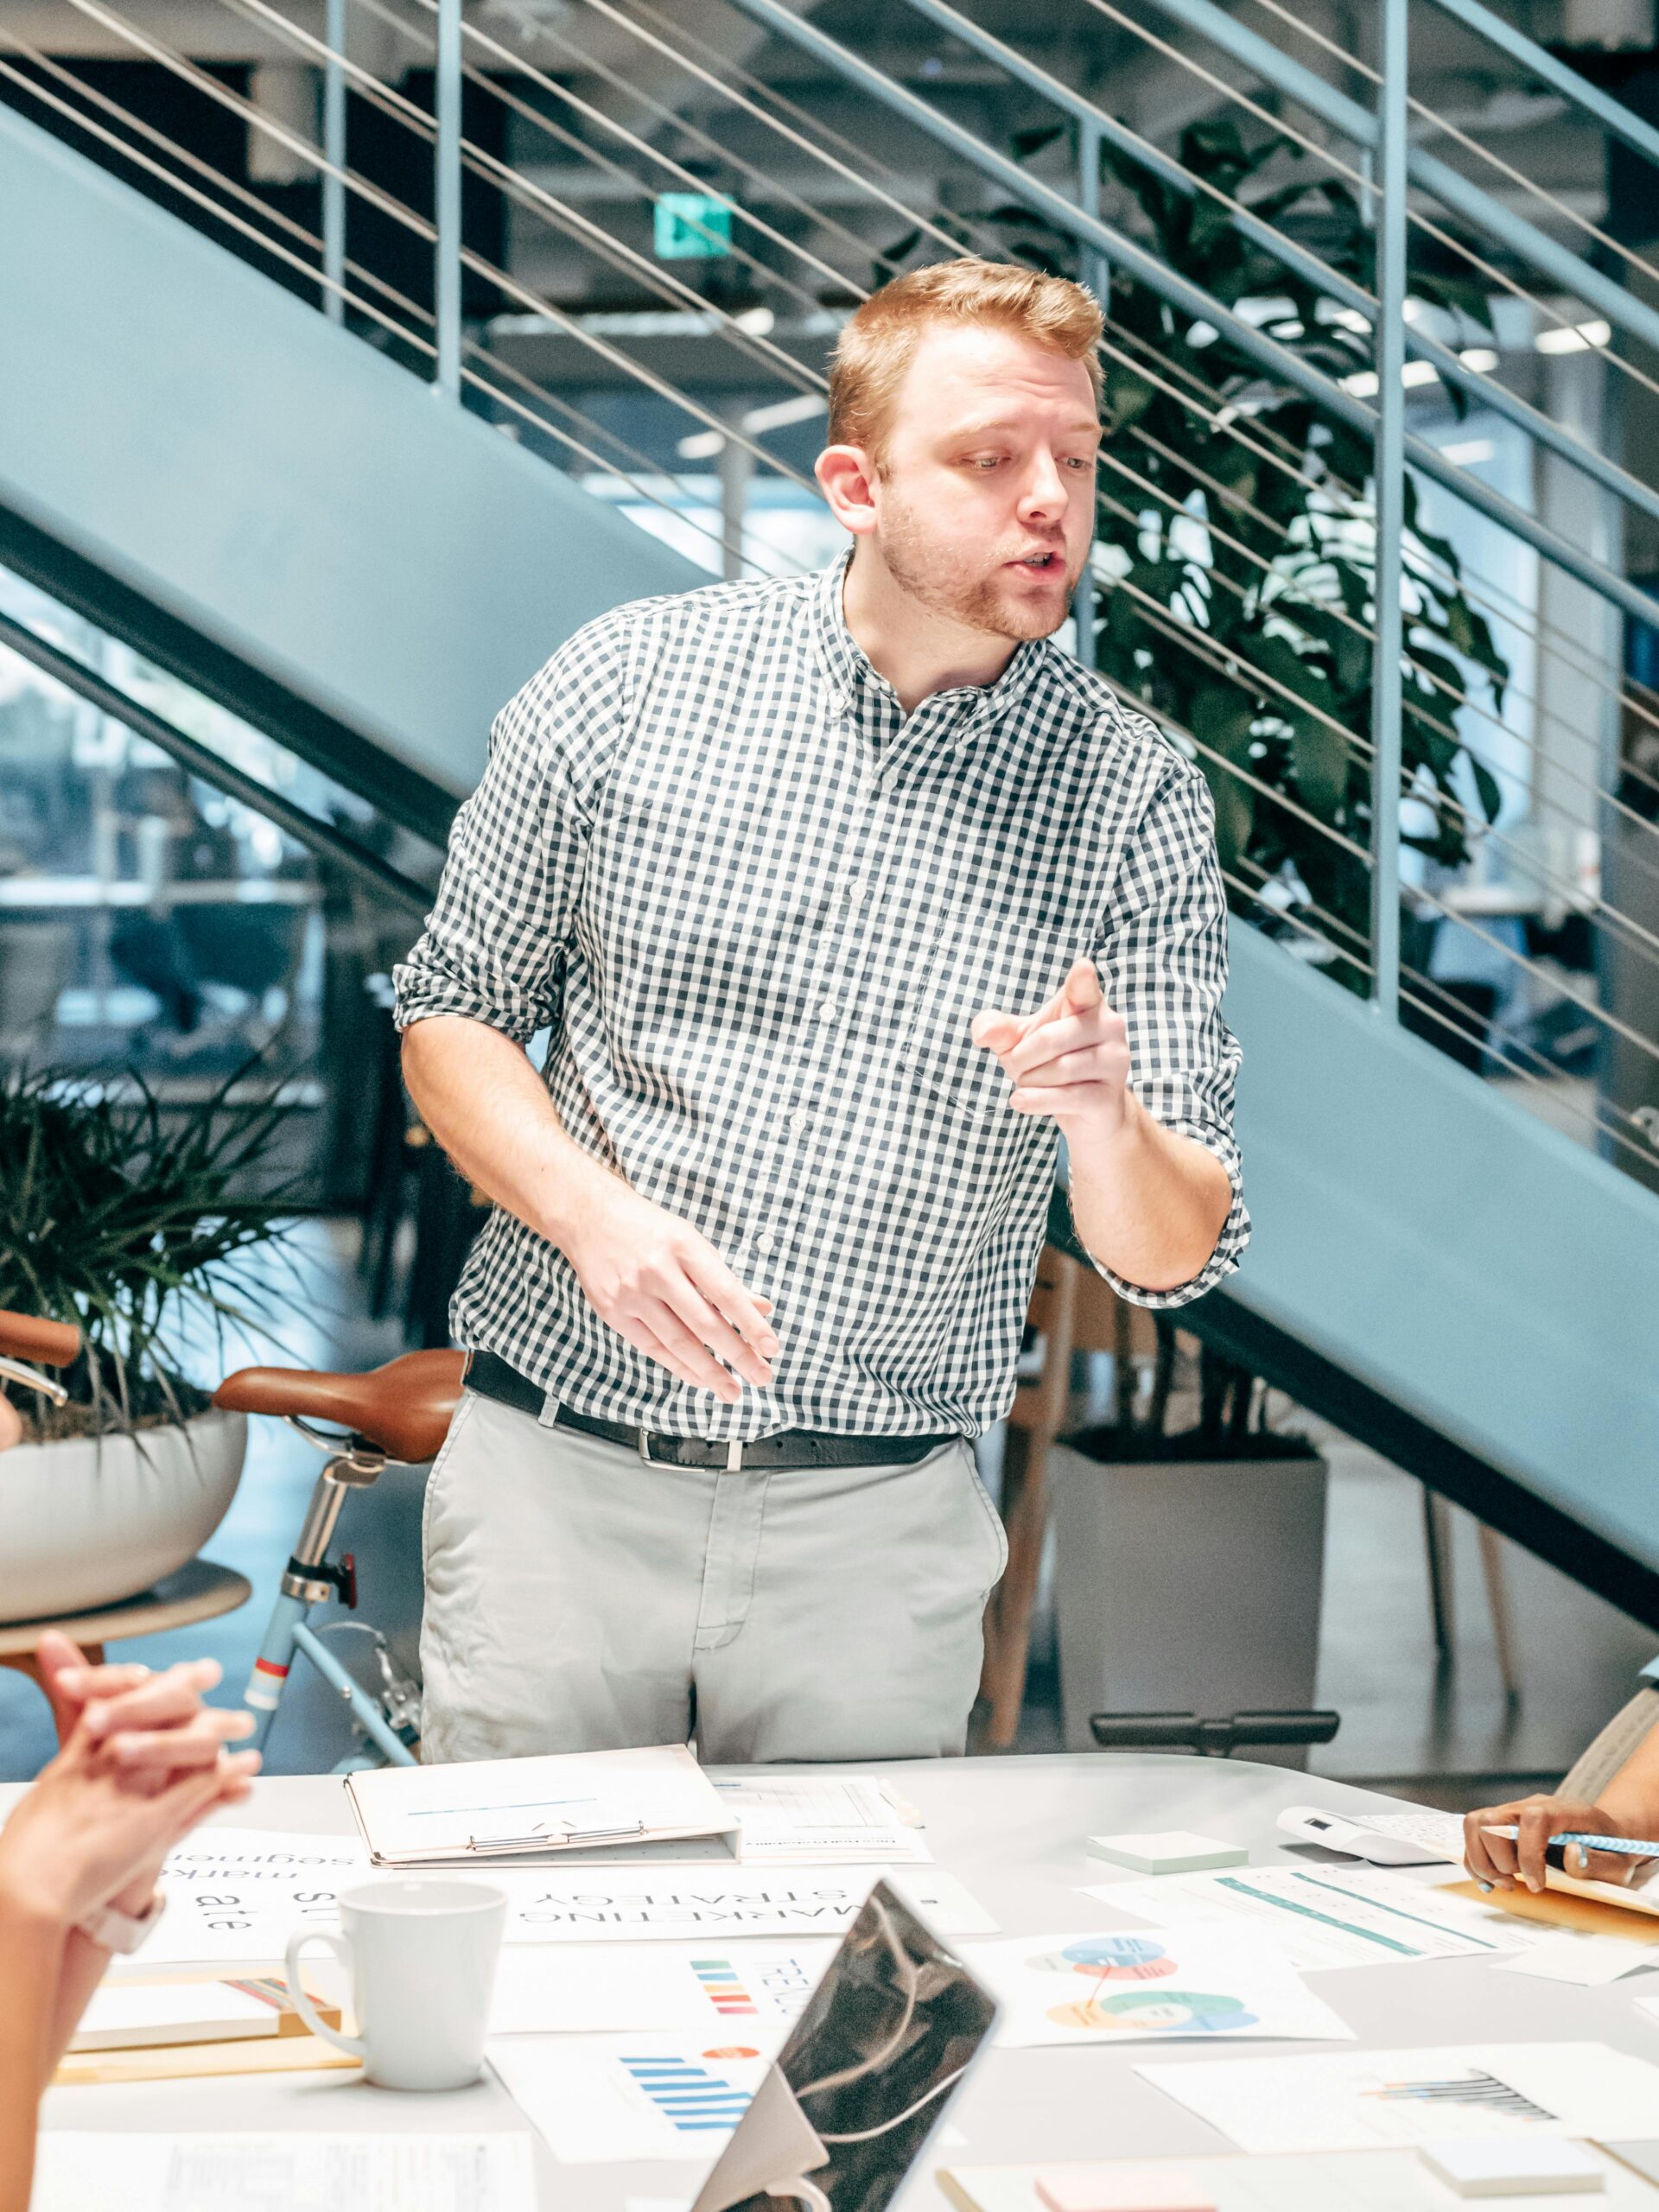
[692,1878,998,2212]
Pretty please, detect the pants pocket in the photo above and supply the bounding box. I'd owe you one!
[420,1389,479,1582]
[963,1441,1010,1592]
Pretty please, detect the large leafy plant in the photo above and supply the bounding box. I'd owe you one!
[994,118,1512,983]
[0,1065,296,1440]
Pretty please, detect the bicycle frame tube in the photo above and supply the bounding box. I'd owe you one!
[292,1619,418,1767]
[242,1443,418,1768]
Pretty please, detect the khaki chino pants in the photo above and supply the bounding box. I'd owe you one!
[418,1389,1008,1764]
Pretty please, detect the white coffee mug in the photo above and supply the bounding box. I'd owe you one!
[285,1878,505,2090]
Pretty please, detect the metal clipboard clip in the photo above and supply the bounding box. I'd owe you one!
[464,1817,648,1853]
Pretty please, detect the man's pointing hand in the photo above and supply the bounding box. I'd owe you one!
[972,957,1132,1138]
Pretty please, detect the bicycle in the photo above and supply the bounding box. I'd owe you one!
[213,1349,465,1770]
[0,1306,80,1439]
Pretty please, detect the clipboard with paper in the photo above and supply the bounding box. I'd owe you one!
[344,1745,739,1866]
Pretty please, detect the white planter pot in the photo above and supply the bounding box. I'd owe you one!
[0,1408,246,1623]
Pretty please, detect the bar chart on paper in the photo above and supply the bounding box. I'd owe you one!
[620,2052,755,2133]
[486,2037,772,2163]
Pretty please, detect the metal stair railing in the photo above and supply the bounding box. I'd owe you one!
[4,0,1659,1185]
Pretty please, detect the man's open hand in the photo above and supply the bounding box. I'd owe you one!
[972,958,1131,1137]
[563,1180,778,1406]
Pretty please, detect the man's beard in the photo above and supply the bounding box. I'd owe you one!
[877,492,1081,642]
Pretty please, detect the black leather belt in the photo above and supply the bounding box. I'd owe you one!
[463,1349,958,1471]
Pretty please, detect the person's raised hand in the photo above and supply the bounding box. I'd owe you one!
[1463,1792,1636,1893]
[562,1179,778,1407]
[972,958,1132,1138]
[0,1711,258,1932]
[35,1636,253,1773]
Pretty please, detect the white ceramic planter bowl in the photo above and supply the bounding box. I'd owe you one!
[0,1408,246,1623]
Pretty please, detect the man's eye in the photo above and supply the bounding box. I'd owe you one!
[965,455,1002,469]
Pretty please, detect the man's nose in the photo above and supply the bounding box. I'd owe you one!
[1018,451,1069,522]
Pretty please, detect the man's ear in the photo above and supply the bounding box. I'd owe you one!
[815,442,879,536]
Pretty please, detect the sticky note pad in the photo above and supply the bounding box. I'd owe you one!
[1085,1831,1248,1874]
[1419,2137,1604,2196]
[1036,2166,1217,2212]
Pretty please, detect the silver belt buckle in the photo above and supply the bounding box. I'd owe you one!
[637,1426,652,1463]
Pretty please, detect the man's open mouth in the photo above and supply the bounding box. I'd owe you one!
[1009,549,1063,570]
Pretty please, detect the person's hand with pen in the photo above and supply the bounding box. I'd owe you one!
[1464,1719,1659,1895]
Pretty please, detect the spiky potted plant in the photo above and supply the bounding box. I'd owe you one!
[0,1065,296,1620]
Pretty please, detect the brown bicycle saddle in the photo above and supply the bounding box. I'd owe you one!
[213,1348,467,1465]
[0,1308,81,1367]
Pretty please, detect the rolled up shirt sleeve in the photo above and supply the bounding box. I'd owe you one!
[392,615,629,1045]
[1070,756,1250,1308]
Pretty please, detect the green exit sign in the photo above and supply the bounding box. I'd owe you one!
[654,193,732,259]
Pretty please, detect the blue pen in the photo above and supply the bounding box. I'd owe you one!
[1483,1825,1659,1860]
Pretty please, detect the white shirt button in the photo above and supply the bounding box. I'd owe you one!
[817,998,838,1020]
[846,878,866,902]
[789,1109,809,1134]
[755,1230,776,1254]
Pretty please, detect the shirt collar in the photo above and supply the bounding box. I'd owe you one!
[808,546,1046,732]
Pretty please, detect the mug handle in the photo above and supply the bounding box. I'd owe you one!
[285,1928,367,2060]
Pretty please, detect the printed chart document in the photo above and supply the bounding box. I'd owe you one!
[490,2035,772,2164]
[488,1940,836,2037]
[346,1745,737,1865]
[713,1775,932,1864]
[1089,1864,1554,1973]
[962,1927,1353,2047]
[29,2133,535,2212]
[1135,2042,1659,2154]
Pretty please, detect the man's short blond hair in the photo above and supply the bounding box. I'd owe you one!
[826,256,1103,465]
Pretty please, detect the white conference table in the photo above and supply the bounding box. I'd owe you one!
[26,1755,1659,2206]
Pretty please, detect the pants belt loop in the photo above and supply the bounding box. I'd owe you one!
[726,1437,744,1472]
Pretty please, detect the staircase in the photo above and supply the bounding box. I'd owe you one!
[3,0,1658,1614]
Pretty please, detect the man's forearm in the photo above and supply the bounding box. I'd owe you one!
[401,1016,620,1247]
[1065,1096,1233,1295]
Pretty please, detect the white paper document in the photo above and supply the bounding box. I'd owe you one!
[480,1864,996,1943]
[938,2145,1656,2212]
[141,1831,994,1966]
[1135,2041,1659,2154]
[714,1775,931,1864]
[347,1745,736,1865]
[1090,1864,1552,1973]
[490,2035,771,2164]
[963,1926,1353,2047]
[1494,1929,1657,1986]
[143,1827,374,1967]
[488,1940,836,2036]
[30,2133,535,2212]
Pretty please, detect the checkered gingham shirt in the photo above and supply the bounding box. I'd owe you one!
[394,550,1249,1442]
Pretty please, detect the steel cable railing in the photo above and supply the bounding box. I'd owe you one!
[5,0,1659,1176]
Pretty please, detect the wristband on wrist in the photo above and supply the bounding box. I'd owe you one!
[77,1890,167,1955]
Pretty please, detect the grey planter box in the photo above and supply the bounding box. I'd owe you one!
[1052,1439,1329,1766]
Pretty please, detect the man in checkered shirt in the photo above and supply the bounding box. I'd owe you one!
[395,257,1249,1765]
